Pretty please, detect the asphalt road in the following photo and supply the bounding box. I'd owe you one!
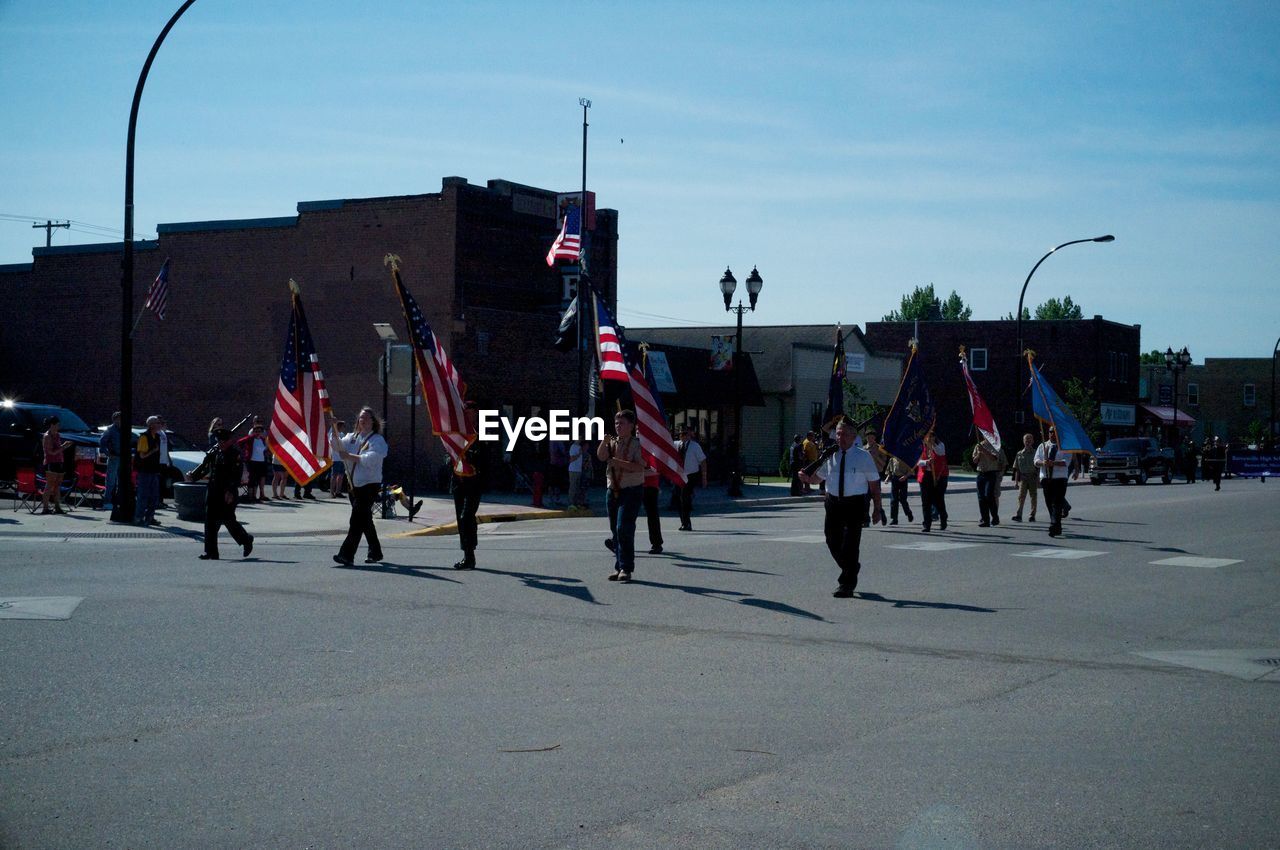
[2,477,1277,848]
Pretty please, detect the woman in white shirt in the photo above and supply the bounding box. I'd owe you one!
[330,407,389,565]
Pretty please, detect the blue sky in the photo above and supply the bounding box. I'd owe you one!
[2,0,1277,358]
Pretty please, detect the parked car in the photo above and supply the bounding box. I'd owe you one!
[1090,437,1175,485]
[0,400,100,481]
[96,426,208,475]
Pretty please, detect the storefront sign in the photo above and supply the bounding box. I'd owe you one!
[646,350,676,393]
[847,353,866,373]
[1228,452,1280,478]
[1100,403,1135,426]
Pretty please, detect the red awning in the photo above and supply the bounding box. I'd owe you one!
[1139,404,1196,426]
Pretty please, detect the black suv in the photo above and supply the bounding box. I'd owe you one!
[0,401,101,481]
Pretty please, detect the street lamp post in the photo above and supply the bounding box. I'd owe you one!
[718,266,763,498]
[111,0,199,524]
[1270,336,1278,452]
[1164,346,1191,448]
[1014,235,1114,425]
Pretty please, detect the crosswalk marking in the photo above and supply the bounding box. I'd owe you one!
[887,541,983,552]
[762,535,827,544]
[1150,556,1243,569]
[1013,548,1107,560]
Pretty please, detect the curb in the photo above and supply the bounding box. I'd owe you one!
[394,507,585,538]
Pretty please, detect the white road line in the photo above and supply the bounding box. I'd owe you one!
[1150,556,1243,569]
[1013,548,1108,560]
[761,535,827,544]
[887,542,984,552]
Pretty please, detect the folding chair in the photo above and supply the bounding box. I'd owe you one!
[66,458,99,510]
[35,469,78,511]
[12,467,41,513]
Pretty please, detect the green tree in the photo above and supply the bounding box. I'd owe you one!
[1139,350,1165,365]
[1000,307,1032,321]
[1061,376,1103,445]
[842,379,885,427]
[1034,295,1084,320]
[882,284,971,322]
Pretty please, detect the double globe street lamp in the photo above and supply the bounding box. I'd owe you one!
[1164,346,1192,446]
[718,266,763,498]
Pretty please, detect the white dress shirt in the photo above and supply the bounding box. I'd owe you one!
[1034,440,1069,481]
[815,445,880,497]
[331,430,388,487]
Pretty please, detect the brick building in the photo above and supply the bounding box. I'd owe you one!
[1142,358,1276,446]
[630,325,902,473]
[862,317,1142,461]
[0,177,618,490]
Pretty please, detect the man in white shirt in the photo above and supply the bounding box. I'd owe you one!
[675,423,709,531]
[1034,426,1073,538]
[799,418,884,598]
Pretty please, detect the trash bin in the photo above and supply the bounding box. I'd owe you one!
[173,482,208,522]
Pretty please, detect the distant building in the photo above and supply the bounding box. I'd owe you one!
[628,325,902,473]
[862,317,1142,458]
[1142,358,1276,446]
[0,177,618,489]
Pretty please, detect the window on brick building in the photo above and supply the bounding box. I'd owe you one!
[1243,384,1256,407]
[969,348,988,371]
[1107,351,1118,381]
[1187,383,1199,406]
[1119,352,1129,382]
[476,331,491,356]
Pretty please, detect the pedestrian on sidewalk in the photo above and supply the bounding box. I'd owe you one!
[799,418,884,598]
[599,409,646,582]
[451,402,483,570]
[39,417,72,515]
[675,423,708,531]
[329,419,347,497]
[99,411,124,512]
[239,419,270,503]
[568,439,588,509]
[1011,433,1038,522]
[330,407,387,566]
[187,427,253,560]
[134,416,163,526]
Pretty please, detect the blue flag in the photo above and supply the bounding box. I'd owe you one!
[821,326,845,430]
[1028,362,1095,454]
[880,347,936,465]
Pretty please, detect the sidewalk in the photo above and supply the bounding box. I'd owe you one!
[0,475,982,540]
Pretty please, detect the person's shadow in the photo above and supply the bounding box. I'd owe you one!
[475,567,602,605]
[332,561,463,583]
[855,591,996,613]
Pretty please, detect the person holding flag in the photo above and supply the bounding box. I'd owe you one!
[972,439,1005,527]
[330,407,387,565]
[1035,426,1075,538]
[186,427,254,561]
[451,402,484,571]
[597,409,646,582]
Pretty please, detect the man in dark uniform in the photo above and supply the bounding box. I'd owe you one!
[186,427,254,560]
[452,403,483,570]
[1204,436,1227,490]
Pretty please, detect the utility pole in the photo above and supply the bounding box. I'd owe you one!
[33,220,69,247]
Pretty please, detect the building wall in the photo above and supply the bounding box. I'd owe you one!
[1192,358,1275,444]
[0,178,618,490]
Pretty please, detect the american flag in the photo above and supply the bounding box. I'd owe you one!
[629,351,687,488]
[390,260,475,473]
[144,258,170,320]
[545,204,582,266]
[961,350,1001,452]
[268,283,332,484]
[592,290,629,383]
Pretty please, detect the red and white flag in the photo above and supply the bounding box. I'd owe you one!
[389,257,476,474]
[961,351,1001,452]
[592,290,630,383]
[268,281,332,484]
[628,353,687,488]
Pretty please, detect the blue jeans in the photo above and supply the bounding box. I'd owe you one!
[134,471,160,523]
[612,486,643,574]
[104,457,120,509]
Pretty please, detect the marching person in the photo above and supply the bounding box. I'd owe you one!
[451,402,483,570]
[916,431,949,532]
[1034,426,1073,537]
[330,407,387,566]
[186,427,254,560]
[973,438,1003,527]
[642,460,664,554]
[598,409,646,582]
[1204,436,1227,490]
[799,418,884,598]
[675,423,708,531]
[863,430,888,526]
[883,453,915,525]
[40,416,72,515]
[1011,432,1039,522]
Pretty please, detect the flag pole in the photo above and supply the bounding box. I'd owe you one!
[577,97,591,423]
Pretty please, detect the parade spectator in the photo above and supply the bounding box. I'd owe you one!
[207,417,225,450]
[598,409,646,582]
[134,416,163,526]
[548,438,569,508]
[675,423,708,531]
[916,431,949,532]
[801,431,820,493]
[1011,433,1038,522]
[330,407,387,566]
[99,411,123,512]
[788,434,805,496]
[568,439,588,509]
[329,419,347,497]
[40,416,72,515]
[239,418,270,502]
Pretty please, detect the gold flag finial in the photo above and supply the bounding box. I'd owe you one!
[959,344,967,359]
[908,337,919,353]
[288,278,301,296]
[383,254,401,271]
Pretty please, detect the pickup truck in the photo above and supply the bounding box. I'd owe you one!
[1090,437,1175,485]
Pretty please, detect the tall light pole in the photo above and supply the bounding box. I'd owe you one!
[1271,336,1279,452]
[1164,346,1191,448]
[1014,235,1114,424]
[719,266,763,497]
[112,0,199,524]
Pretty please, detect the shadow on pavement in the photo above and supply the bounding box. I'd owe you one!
[475,567,602,606]
[332,561,463,583]
[627,577,825,622]
[855,591,997,613]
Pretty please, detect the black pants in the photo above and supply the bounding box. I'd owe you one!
[643,485,663,546]
[678,482,697,529]
[1206,462,1223,489]
[920,473,948,529]
[453,475,482,555]
[976,470,1001,524]
[889,477,912,521]
[613,486,643,574]
[204,493,251,558]
[340,483,383,560]
[1042,478,1068,533]
[824,494,867,590]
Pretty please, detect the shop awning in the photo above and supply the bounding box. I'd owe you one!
[1139,404,1196,426]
